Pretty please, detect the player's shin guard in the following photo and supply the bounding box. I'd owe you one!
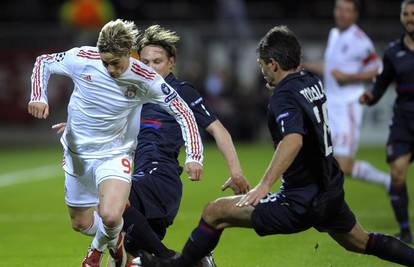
[175,218,223,267]
[365,233,414,266]
[123,206,173,258]
[92,218,123,251]
[389,184,411,234]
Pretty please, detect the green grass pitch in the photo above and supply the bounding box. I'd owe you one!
[0,144,412,266]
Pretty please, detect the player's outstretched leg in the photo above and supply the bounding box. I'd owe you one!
[330,222,414,266]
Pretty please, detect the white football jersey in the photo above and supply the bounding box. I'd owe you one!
[324,24,380,103]
[29,46,203,164]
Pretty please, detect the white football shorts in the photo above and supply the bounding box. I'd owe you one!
[327,101,363,157]
[63,150,133,207]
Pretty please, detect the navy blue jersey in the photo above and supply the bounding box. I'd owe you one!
[134,73,216,173]
[267,70,343,192]
[370,37,414,112]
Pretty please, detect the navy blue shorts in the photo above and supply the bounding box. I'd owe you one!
[129,163,182,237]
[251,188,356,236]
[386,110,414,163]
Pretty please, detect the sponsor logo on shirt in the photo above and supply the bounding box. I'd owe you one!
[161,83,171,95]
[190,97,203,107]
[165,91,177,103]
[125,85,137,99]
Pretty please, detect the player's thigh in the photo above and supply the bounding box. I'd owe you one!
[96,155,133,224]
[329,221,369,253]
[203,195,254,229]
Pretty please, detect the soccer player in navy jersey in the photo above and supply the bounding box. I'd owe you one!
[360,0,414,244]
[116,25,250,266]
[137,25,414,267]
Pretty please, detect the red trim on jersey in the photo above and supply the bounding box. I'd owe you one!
[141,119,162,126]
[77,50,101,59]
[171,98,201,161]
[131,63,157,80]
[33,54,53,101]
[132,63,156,76]
[362,53,377,65]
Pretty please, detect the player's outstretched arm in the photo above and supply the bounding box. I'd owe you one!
[205,120,250,194]
[237,133,303,207]
[28,49,77,120]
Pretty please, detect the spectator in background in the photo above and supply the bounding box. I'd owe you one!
[360,0,414,243]
[304,0,391,190]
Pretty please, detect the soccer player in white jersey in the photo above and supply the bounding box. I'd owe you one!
[304,0,390,190]
[27,19,203,267]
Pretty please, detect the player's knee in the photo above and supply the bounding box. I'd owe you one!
[391,166,406,185]
[70,218,91,233]
[99,208,122,228]
[202,199,225,227]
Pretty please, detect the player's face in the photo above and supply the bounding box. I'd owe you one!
[401,3,414,37]
[100,52,130,78]
[334,0,358,31]
[139,45,175,79]
[257,58,276,88]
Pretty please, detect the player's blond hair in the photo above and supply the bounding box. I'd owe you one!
[137,25,180,58]
[97,19,139,56]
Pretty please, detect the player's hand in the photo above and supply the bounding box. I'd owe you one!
[185,162,203,181]
[52,122,67,134]
[221,173,251,195]
[359,91,374,105]
[236,183,269,207]
[331,69,350,85]
[28,102,49,119]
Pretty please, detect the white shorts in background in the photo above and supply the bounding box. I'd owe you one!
[327,101,363,157]
[63,151,133,207]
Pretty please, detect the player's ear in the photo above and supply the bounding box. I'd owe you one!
[270,58,279,72]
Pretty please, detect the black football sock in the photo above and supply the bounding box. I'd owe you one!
[123,206,173,258]
[389,183,411,233]
[365,233,414,266]
[174,218,223,267]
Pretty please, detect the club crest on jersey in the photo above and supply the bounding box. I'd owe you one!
[161,83,171,95]
[125,85,138,99]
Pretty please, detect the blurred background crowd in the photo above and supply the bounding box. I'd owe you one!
[0,0,402,146]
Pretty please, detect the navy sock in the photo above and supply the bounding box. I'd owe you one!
[174,218,223,267]
[389,184,410,233]
[123,206,173,258]
[365,233,414,266]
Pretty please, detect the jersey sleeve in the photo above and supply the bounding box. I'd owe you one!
[29,48,79,104]
[359,38,381,71]
[369,51,396,105]
[270,92,306,137]
[146,75,204,165]
[178,83,217,129]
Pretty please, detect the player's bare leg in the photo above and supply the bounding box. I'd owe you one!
[336,155,390,189]
[329,221,414,265]
[67,206,99,236]
[389,152,412,243]
[83,178,130,267]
